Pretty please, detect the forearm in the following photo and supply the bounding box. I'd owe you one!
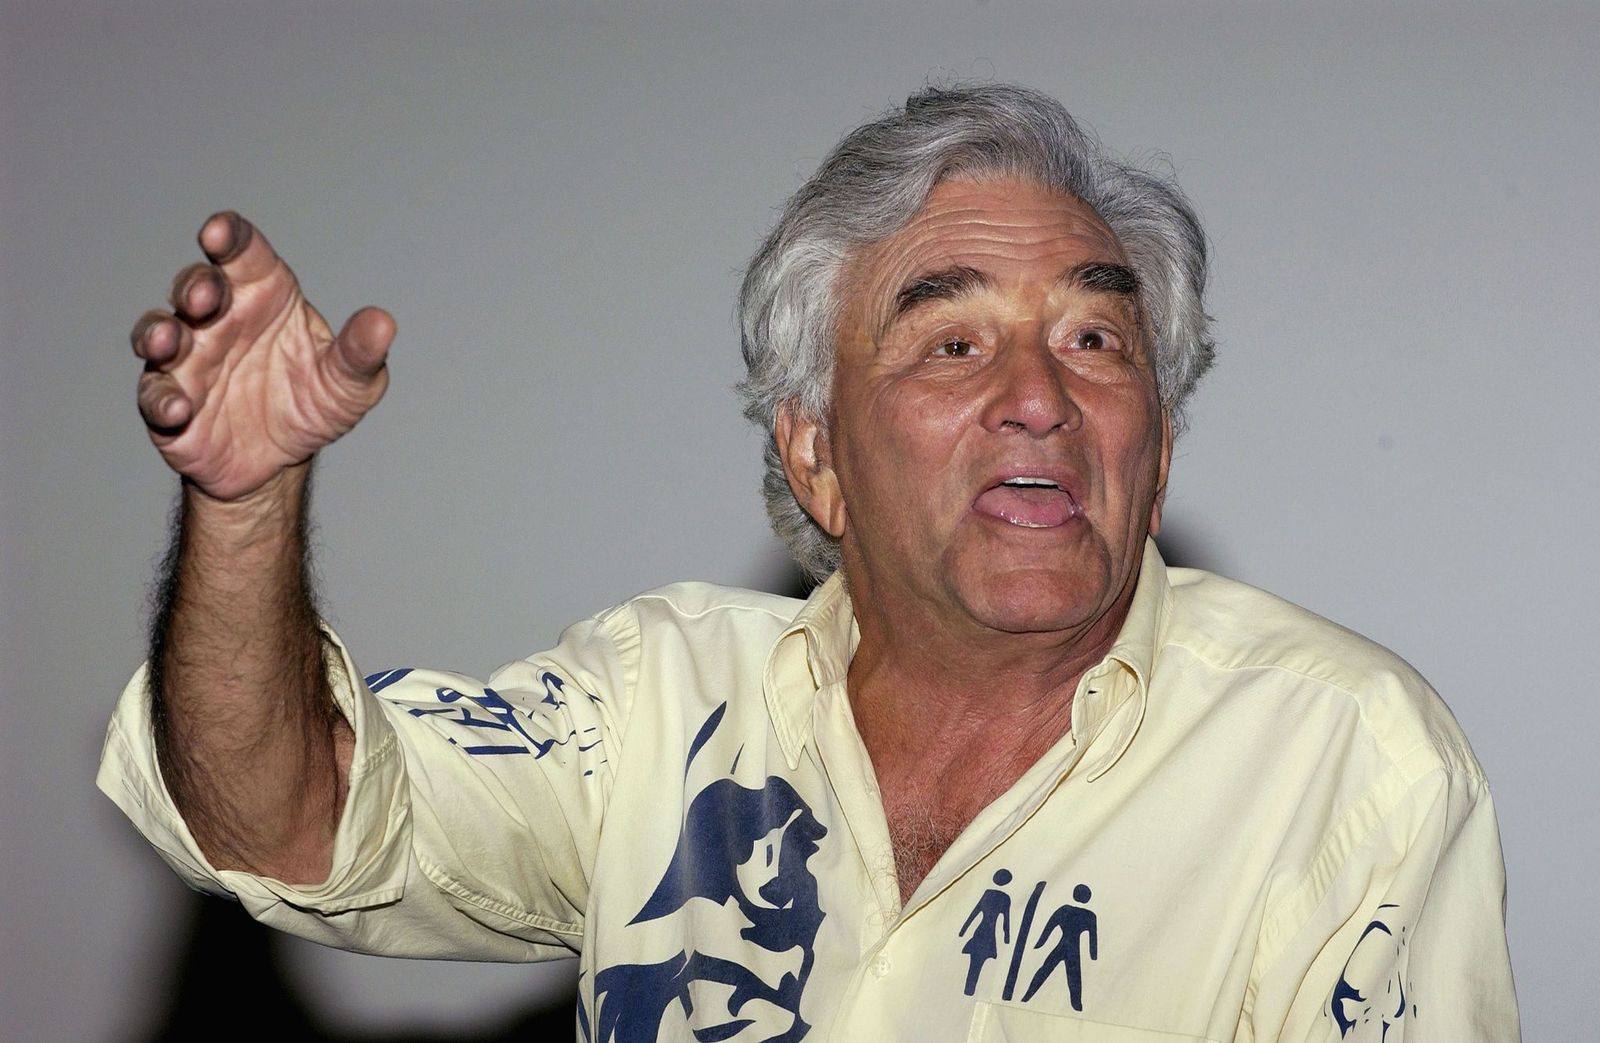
[150,461,352,883]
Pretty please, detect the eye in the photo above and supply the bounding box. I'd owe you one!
[1073,329,1113,351]
[934,337,977,358]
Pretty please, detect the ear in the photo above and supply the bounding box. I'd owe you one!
[775,403,845,538]
[1148,409,1173,537]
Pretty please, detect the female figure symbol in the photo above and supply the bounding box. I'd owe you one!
[958,869,1015,996]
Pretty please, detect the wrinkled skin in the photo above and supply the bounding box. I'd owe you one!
[131,212,395,501]
[781,176,1171,656]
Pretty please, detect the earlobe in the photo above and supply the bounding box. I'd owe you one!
[776,404,846,538]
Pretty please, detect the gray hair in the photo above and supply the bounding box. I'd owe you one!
[737,83,1215,583]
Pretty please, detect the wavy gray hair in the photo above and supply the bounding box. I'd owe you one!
[737,83,1215,583]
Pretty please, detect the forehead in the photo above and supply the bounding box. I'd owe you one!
[845,176,1129,312]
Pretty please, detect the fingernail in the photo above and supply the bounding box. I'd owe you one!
[219,212,250,262]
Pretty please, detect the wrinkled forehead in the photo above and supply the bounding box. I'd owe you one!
[838,175,1132,329]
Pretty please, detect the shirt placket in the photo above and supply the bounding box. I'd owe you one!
[810,675,921,1041]
[814,663,1137,1041]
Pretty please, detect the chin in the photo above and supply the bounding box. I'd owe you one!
[961,568,1103,635]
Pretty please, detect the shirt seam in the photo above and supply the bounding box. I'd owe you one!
[417,856,585,938]
[1251,757,1480,983]
[568,604,639,797]
[616,591,801,626]
[109,713,193,842]
[1157,641,1485,781]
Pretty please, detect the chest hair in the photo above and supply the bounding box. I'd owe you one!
[882,773,1016,905]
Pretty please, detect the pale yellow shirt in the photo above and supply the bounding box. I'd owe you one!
[98,540,1519,1041]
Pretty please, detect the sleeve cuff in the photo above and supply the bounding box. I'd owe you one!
[95,626,412,913]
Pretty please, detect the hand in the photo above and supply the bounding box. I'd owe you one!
[132,212,395,501]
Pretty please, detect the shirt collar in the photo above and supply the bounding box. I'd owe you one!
[1074,536,1170,780]
[762,537,1171,774]
[764,571,856,768]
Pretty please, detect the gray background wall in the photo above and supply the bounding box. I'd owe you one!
[3,1,1595,1039]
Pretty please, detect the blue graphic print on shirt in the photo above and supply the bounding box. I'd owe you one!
[1329,904,1413,1040]
[364,668,607,766]
[588,703,827,1043]
[959,869,1013,995]
[960,873,1098,1012]
[1022,883,1097,1010]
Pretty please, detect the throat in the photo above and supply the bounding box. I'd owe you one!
[848,661,1081,904]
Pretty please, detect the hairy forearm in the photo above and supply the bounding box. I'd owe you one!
[150,462,353,883]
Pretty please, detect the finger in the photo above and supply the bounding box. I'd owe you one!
[137,370,193,432]
[170,263,231,326]
[198,211,283,286]
[197,210,251,264]
[130,309,187,365]
[329,307,397,380]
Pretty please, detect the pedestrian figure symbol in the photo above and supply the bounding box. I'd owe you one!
[958,869,1014,995]
[1022,883,1098,1010]
[957,872,1100,1012]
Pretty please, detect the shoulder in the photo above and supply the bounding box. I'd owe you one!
[579,581,805,662]
[516,582,804,737]
[1159,566,1484,779]
[598,581,804,629]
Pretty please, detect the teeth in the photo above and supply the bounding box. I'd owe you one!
[1003,477,1059,488]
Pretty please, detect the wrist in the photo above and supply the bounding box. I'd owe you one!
[181,461,312,548]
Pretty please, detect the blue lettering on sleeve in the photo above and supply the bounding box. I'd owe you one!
[539,671,568,708]
[395,685,570,758]
[363,668,413,694]
[366,667,609,764]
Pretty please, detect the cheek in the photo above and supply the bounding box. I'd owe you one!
[1094,394,1166,496]
[843,384,967,482]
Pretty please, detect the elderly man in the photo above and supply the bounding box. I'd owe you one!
[101,85,1518,1041]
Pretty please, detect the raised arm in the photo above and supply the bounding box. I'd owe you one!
[131,213,394,883]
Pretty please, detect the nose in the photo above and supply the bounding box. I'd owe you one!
[978,337,1081,436]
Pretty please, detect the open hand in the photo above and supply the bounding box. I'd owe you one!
[132,213,395,501]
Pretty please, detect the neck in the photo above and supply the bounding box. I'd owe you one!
[843,573,1138,777]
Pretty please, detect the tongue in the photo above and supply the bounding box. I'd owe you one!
[974,485,1078,527]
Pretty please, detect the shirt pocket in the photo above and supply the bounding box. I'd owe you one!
[967,1002,1221,1043]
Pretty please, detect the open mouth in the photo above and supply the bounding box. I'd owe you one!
[974,476,1081,528]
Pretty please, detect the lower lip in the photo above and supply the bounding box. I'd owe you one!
[972,485,1081,528]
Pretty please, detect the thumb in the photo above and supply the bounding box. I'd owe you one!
[329,306,396,381]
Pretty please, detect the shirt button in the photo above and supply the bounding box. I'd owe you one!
[871,954,892,978]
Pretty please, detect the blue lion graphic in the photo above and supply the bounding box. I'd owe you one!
[590,776,827,1043]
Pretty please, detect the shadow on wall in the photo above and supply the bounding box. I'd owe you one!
[142,894,577,1042]
[1154,521,1227,574]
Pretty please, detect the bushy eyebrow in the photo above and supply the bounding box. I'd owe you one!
[878,259,1139,338]
[1059,261,1139,300]
[887,265,993,326]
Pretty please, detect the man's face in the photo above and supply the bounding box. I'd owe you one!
[781,177,1171,642]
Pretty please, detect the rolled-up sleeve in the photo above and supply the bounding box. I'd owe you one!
[97,608,635,962]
